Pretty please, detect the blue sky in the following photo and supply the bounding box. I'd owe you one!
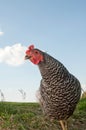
[0,0,86,102]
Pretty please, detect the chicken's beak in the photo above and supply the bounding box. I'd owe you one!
[25,55,31,60]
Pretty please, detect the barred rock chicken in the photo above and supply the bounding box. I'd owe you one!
[25,45,81,130]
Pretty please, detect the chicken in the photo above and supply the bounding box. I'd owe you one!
[25,45,81,130]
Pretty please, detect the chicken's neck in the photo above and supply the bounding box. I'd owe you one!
[38,53,69,83]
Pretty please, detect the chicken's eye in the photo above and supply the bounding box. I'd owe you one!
[35,51,39,54]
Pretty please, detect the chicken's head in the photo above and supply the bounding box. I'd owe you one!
[25,45,43,65]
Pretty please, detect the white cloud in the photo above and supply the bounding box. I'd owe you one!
[0,31,4,36]
[0,43,27,66]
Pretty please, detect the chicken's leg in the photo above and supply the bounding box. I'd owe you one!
[59,120,67,130]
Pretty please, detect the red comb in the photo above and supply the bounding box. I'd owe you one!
[26,44,34,54]
[28,45,34,50]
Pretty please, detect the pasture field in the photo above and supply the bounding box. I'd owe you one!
[0,98,86,130]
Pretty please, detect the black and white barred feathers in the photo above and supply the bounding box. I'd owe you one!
[37,50,81,120]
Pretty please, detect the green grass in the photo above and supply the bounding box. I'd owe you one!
[0,98,86,130]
